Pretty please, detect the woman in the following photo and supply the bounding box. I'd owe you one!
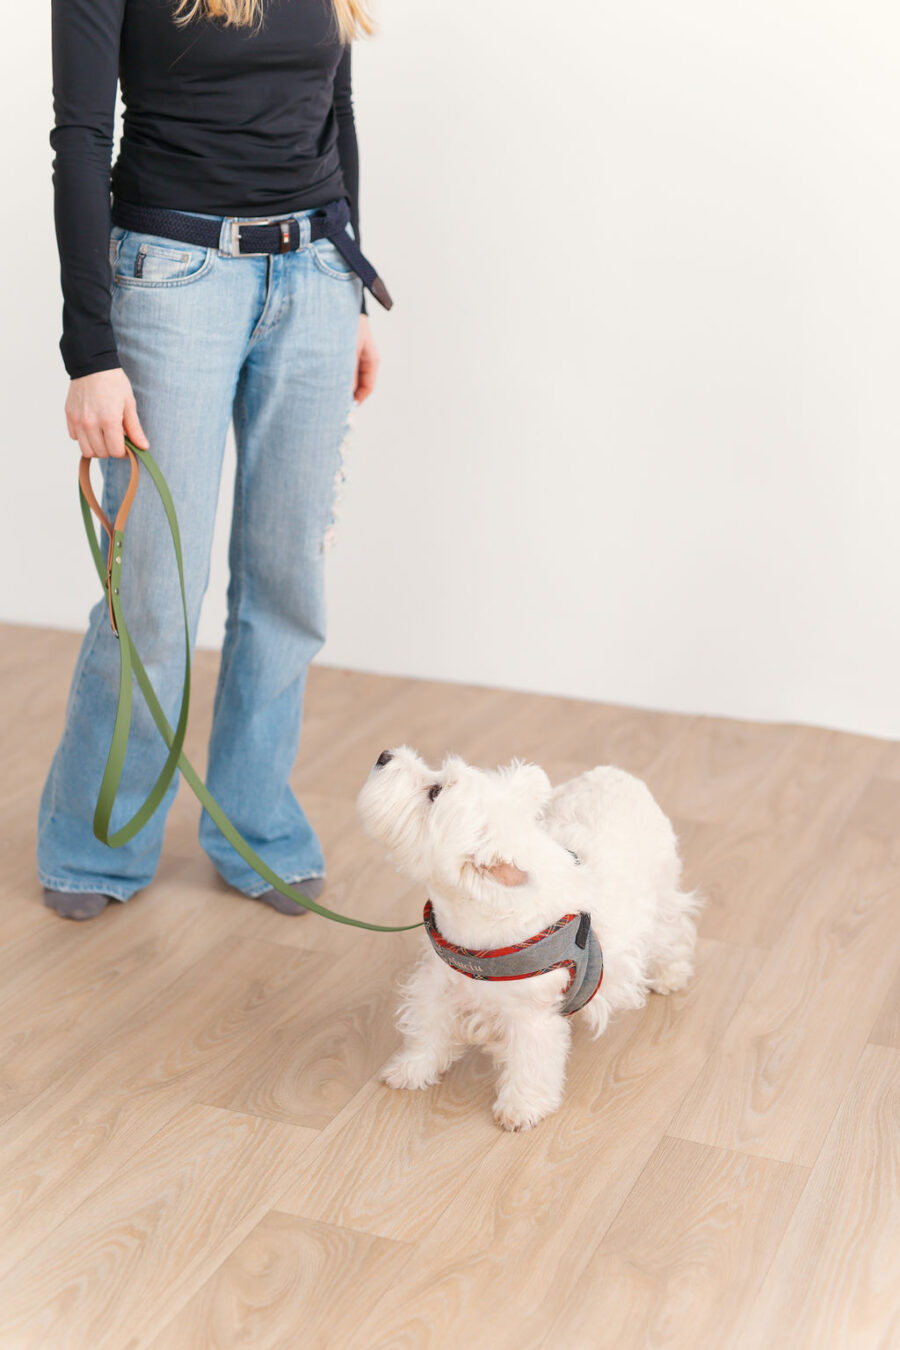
[39,0,388,919]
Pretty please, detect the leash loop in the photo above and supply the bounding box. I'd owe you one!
[79,447,191,850]
[78,438,422,934]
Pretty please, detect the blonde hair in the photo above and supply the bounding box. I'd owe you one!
[171,0,376,44]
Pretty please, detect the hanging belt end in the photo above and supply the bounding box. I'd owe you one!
[371,277,393,310]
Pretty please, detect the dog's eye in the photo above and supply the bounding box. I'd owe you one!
[427,783,443,802]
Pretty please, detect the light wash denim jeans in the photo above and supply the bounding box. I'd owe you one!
[38,202,363,900]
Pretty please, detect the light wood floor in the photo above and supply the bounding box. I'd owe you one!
[0,620,898,1350]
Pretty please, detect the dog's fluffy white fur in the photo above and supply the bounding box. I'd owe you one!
[356,746,702,1132]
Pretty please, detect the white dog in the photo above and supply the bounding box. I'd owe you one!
[356,746,702,1132]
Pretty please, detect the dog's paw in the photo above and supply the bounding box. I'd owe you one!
[648,958,694,995]
[491,1095,553,1132]
[380,1054,442,1091]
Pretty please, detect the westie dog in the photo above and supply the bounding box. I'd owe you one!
[356,746,702,1132]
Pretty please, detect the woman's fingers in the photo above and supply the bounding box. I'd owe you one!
[66,412,94,460]
[100,414,127,458]
[354,320,380,404]
[354,361,377,403]
[76,412,108,459]
[123,392,150,450]
[67,406,98,458]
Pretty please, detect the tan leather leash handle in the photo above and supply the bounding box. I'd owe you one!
[78,448,140,636]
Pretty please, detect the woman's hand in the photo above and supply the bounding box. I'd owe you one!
[65,368,150,459]
[353,313,380,404]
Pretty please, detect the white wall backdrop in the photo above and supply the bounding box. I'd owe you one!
[2,1,899,739]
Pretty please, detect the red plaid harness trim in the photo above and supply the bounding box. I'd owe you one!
[422,899,604,1016]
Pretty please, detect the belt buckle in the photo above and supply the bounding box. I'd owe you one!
[229,216,292,256]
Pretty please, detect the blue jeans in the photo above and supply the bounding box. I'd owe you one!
[38,203,363,900]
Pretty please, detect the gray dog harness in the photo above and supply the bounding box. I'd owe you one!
[423,855,603,1016]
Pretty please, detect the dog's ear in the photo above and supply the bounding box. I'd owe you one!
[499,758,553,816]
[481,858,529,886]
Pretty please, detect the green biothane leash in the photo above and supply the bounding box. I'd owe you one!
[78,435,422,933]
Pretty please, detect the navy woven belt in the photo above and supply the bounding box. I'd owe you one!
[110,194,393,310]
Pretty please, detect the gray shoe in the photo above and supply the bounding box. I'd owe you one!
[43,888,112,921]
[253,876,324,915]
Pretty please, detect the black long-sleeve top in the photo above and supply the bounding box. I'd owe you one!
[50,0,367,380]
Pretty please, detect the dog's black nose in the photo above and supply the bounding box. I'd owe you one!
[375,749,393,767]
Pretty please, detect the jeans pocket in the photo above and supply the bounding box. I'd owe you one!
[310,224,357,281]
[111,228,216,288]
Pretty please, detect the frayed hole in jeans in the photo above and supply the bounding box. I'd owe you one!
[321,400,357,554]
